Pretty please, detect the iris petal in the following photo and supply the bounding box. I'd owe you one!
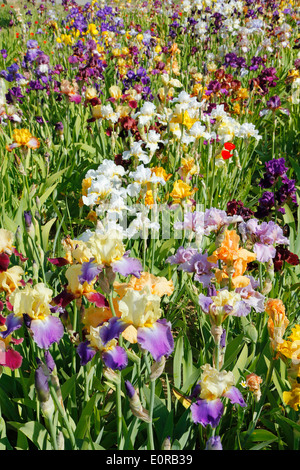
[137,318,174,362]
[191,398,224,428]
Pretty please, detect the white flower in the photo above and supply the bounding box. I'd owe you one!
[122,141,150,164]
[100,104,120,124]
[134,101,157,126]
[126,212,160,239]
[238,122,262,141]
[144,129,166,153]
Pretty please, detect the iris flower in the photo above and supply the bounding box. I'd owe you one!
[6,128,40,152]
[77,324,128,370]
[1,283,64,350]
[191,364,246,428]
[99,286,174,362]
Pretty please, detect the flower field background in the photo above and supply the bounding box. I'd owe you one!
[0,0,299,451]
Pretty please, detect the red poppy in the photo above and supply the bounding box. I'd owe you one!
[224,142,235,151]
[221,150,233,160]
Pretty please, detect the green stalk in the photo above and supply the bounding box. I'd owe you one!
[49,381,77,450]
[46,416,59,451]
[143,353,155,450]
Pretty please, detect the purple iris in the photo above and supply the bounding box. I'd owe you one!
[177,252,216,288]
[1,312,64,350]
[100,316,174,363]
[77,334,128,371]
[78,254,142,284]
[191,387,246,428]
[267,95,281,110]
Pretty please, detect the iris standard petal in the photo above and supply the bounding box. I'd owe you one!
[100,317,128,345]
[78,258,102,284]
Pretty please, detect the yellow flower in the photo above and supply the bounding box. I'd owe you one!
[236,88,249,100]
[86,210,97,223]
[109,85,122,100]
[9,283,52,320]
[278,325,300,363]
[266,298,289,351]
[82,306,112,330]
[86,229,125,265]
[200,364,235,400]
[81,177,92,197]
[85,87,97,101]
[151,166,172,182]
[283,384,300,410]
[208,230,256,287]
[87,325,117,352]
[179,157,198,181]
[145,190,154,208]
[170,180,196,204]
[171,110,198,130]
[118,286,161,328]
[0,266,24,294]
[126,272,174,297]
[87,23,98,36]
[192,83,203,96]
[92,104,103,120]
[6,129,40,152]
[0,229,14,255]
[65,264,95,297]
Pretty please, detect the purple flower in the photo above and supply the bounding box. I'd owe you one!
[265,158,288,178]
[0,49,7,59]
[205,436,223,450]
[178,252,216,288]
[166,246,198,265]
[191,399,224,428]
[78,258,102,284]
[267,95,281,110]
[77,326,128,370]
[112,254,143,278]
[137,318,174,362]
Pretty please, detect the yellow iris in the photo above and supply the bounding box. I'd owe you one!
[13,129,32,146]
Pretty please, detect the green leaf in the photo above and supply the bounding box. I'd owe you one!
[173,335,183,389]
[75,393,101,440]
[8,421,52,450]
[232,343,248,382]
[73,143,96,155]
[41,217,57,252]
[38,183,58,207]
[223,333,244,370]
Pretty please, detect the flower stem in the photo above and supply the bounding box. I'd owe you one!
[46,416,58,450]
[49,380,77,450]
[143,352,155,450]
[116,378,123,449]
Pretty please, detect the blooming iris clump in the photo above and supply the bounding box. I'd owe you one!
[0,0,299,452]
